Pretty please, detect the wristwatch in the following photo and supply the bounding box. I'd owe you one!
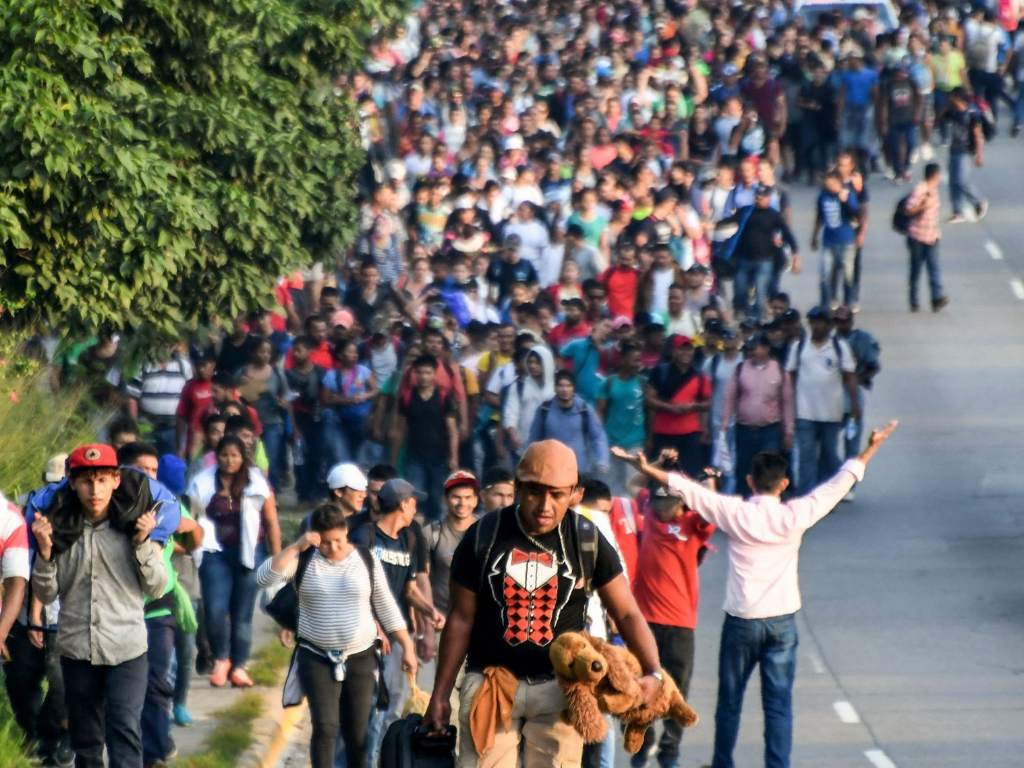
[648,669,665,683]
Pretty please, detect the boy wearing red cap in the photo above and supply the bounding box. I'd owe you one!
[31,444,168,768]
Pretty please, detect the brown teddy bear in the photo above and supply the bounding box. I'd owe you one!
[550,632,699,753]
[549,631,610,743]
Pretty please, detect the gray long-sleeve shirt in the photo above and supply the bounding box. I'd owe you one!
[32,520,168,666]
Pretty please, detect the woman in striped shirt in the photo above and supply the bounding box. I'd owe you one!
[257,503,414,768]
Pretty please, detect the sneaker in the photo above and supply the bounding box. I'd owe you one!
[976,200,989,221]
[932,296,950,312]
[47,740,75,768]
[1013,124,1021,137]
[166,738,178,760]
[910,303,920,313]
[173,704,193,727]
[947,214,968,224]
[842,490,856,503]
[920,142,935,161]
[909,147,920,165]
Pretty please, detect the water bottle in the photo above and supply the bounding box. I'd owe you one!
[293,436,305,467]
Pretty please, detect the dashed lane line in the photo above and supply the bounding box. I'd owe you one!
[1010,279,1024,300]
[865,748,898,768]
[985,239,1003,260]
[833,700,861,724]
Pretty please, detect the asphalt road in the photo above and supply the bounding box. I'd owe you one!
[661,132,1024,768]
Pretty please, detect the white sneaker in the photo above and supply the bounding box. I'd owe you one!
[909,148,921,165]
[920,142,935,161]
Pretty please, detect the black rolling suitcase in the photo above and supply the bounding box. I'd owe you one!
[380,714,457,768]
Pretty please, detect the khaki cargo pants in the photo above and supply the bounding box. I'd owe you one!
[457,672,584,768]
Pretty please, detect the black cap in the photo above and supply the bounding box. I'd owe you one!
[806,305,832,321]
[561,297,586,309]
[378,479,427,511]
[704,318,724,335]
[755,184,774,197]
[781,308,801,323]
[738,317,760,330]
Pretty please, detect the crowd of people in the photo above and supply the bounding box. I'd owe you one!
[0,0,1016,766]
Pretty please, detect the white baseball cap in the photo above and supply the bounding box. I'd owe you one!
[326,463,367,492]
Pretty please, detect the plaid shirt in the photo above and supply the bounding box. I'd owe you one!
[907,182,940,245]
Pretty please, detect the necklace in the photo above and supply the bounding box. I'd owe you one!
[515,507,568,563]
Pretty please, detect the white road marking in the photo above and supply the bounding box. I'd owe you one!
[1010,279,1024,300]
[806,650,826,674]
[833,700,861,724]
[984,240,1003,260]
[865,748,898,768]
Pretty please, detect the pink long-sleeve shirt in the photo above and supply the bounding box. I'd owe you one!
[665,459,865,619]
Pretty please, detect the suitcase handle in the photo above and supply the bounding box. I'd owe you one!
[413,724,457,754]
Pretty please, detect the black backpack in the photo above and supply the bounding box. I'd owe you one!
[380,713,456,768]
[891,193,914,235]
[264,546,376,632]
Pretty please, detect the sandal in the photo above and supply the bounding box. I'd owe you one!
[230,667,254,688]
[209,659,231,688]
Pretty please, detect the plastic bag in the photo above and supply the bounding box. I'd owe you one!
[403,672,430,716]
[713,432,734,476]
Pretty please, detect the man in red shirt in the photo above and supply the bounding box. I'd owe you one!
[547,298,592,350]
[630,474,716,768]
[645,335,712,476]
[600,245,640,320]
[175,353,215,458]
[285,316,332,370]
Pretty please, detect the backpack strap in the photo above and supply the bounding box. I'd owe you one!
[474,509,503,594]
[579,401,591,445]
[570,511,600,593]
[428,519,442,558]
[293,547,316,591]
[355,545,380,624]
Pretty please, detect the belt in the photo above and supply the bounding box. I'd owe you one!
[519,672,556,685]
[737,422,780,431]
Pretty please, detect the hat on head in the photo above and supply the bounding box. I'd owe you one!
[652,485,679,500]
[669,334,694,349]
[444,470,480,493]
[504,233,522,248]
[722,63,739,77]
[44,453,68,484]
[157,454,188,497]
[755,183,774,197]
[517,439,578,488]
[561,297,586,309]
[327,463,368,492]
[781,308,801,323]
[739,317,760,330]
[612,315,633,330]
[806,305,832,321]
[504,134,525,151]
[69,444,118,473]
[330,309,354,330]
[378,478,427,510]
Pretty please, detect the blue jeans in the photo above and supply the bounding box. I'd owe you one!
[734,423,783,498]
[405,455,446,522]
[819,242,857,307]
[324,412,368,466]
[934,91,950,141]
[1015,82,1024,127]
[794,419,842,496]
[948,150,982,216]
[147,422,178,457]
[142,616,176,765]
[172,601,198,708]
[261,422,287,491]
[843,387,866,460]
[199,548,259,666]
[907,237,944,308]
[887,122,917,176]
[712,613,798,768]
[732,259,774,321]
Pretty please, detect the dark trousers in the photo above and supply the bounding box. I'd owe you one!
[296,646,378,768]
[293,412,325,502]
[734,423,784,498]
[62,653,148,768]
[405,454,447,522]
[3,622,67,749]
[907,237,944,308]
[636,625,695,767]
[199,548,259,666]
[651,432,707,479]
[142,617,176,765]
[712,614,798,768]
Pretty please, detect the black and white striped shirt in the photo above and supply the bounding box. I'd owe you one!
[125,356,192,420]
[257,549,406,654]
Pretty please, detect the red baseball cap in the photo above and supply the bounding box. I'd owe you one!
[68,444,119,473]
[444,470,479,493]
[669,334,694,349]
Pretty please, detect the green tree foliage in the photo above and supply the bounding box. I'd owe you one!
[0,0,403,337]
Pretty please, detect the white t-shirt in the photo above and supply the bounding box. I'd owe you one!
[786,336,855,422]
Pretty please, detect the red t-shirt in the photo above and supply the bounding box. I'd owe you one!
[609,497,643,587]
[651,369,711,436]
[633,507,714,628]
[285,340,332,370]
[175,379,213,456]
[547,321,591,351]
[601,266,640,320]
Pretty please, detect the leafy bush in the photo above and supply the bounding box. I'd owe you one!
[0,0,405,339]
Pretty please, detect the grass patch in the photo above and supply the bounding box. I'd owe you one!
[248,636,293,687]
[172,692,264,768]
[0,688,35,768]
